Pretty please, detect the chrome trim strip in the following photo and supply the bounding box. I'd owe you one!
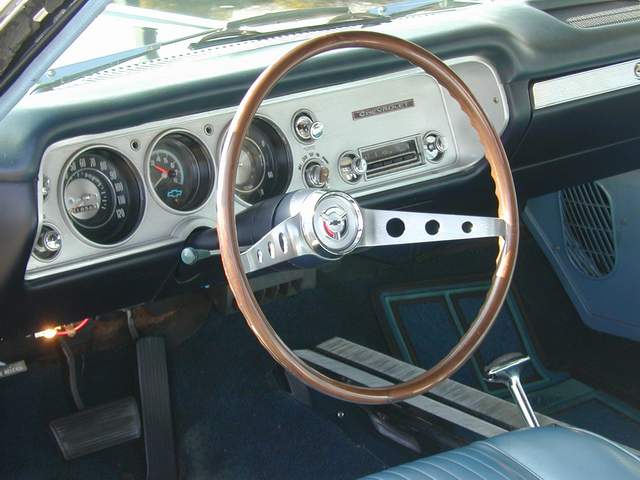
[296,349,507,438]
[532,58,640,110]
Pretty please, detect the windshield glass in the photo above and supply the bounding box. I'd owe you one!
[52,0,478,72]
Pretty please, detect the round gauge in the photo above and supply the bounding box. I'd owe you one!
[236,138,266,194]
[223,118,292,205]
[147,132,214,212]
[62,147,143,245]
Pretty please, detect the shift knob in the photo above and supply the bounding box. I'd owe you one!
[485,353,540,428]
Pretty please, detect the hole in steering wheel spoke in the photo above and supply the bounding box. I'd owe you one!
[278,232,288,253]
[425,220,440,235]
[267,241,276,258]
[386,218,405,238]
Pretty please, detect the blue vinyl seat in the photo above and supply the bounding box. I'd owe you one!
[362,426,640,480]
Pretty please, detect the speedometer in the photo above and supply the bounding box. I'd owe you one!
[147,131,214,212]
[62,147,143,245]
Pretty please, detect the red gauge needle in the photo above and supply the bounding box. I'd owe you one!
[152,164,170,175]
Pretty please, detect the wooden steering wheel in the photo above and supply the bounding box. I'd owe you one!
[216,31,518,405]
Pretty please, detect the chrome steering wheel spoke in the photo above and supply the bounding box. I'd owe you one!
[240,214,308,274]
[239,191,505,275]
[358,209,506,248]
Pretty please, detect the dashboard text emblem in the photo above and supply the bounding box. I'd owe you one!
[352,99,415,120]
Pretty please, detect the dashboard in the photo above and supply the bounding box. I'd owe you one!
[26,57,507,280]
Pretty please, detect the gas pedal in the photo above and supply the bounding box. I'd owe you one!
[137,336,178,480]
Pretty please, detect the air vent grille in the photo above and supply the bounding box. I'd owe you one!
[566,5,640,28]
[560,182,616,278]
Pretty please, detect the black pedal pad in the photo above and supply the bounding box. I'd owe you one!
[137,337,177,480]
[50,397,141,460]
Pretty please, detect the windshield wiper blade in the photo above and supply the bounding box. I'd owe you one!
[371,0,452,17]
[35,25,225,91]
[191,9,390,50]
[225,7,351,29]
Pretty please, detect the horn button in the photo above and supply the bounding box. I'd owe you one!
[306,192,363,257]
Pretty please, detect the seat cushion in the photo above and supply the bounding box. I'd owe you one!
[363,426,640,480]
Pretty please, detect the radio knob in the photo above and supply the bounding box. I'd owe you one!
[351,155,367,176]
[338,151,366,184]
[423,131,447,162]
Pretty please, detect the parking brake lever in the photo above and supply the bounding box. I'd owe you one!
[484,352,540,428]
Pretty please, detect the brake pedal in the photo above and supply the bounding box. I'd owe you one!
[50,397,141,460]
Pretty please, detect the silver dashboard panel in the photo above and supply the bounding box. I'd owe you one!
[532,58,640,110]
[26,56,508,280]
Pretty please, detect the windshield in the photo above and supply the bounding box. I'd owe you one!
[52,0,478,72]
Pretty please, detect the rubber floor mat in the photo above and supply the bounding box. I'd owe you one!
[378,281,640,449]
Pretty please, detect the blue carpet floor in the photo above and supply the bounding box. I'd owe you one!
[379,282,640,449]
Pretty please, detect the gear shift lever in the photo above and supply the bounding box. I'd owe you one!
[485,353,540,428]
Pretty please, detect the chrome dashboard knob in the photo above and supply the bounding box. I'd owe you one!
[338,151,366,184]
[303,161,329,188]
[351,155,367,176]
[310,121,324,140]
[423,131,447,162]
[293,111,323,142]
[32,224,62,261]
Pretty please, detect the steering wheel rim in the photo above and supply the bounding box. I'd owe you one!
[216,31,519,405]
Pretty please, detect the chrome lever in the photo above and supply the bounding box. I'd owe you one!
[180,247,218,266]
[485,352,540,428]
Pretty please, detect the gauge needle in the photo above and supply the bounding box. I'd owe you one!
[152,164,170,175]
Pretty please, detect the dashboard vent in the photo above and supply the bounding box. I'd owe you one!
[560,182,616,278]
[565,4,640,28]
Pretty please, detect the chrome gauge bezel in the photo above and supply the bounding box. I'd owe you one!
[218,115,294,208]
[145,129,216,215]
[58,145,146,249]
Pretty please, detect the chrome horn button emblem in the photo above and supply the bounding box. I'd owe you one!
[301,191,363,258]
[320,206,348,241]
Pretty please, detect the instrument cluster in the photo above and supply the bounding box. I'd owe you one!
[27,56,508,279]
